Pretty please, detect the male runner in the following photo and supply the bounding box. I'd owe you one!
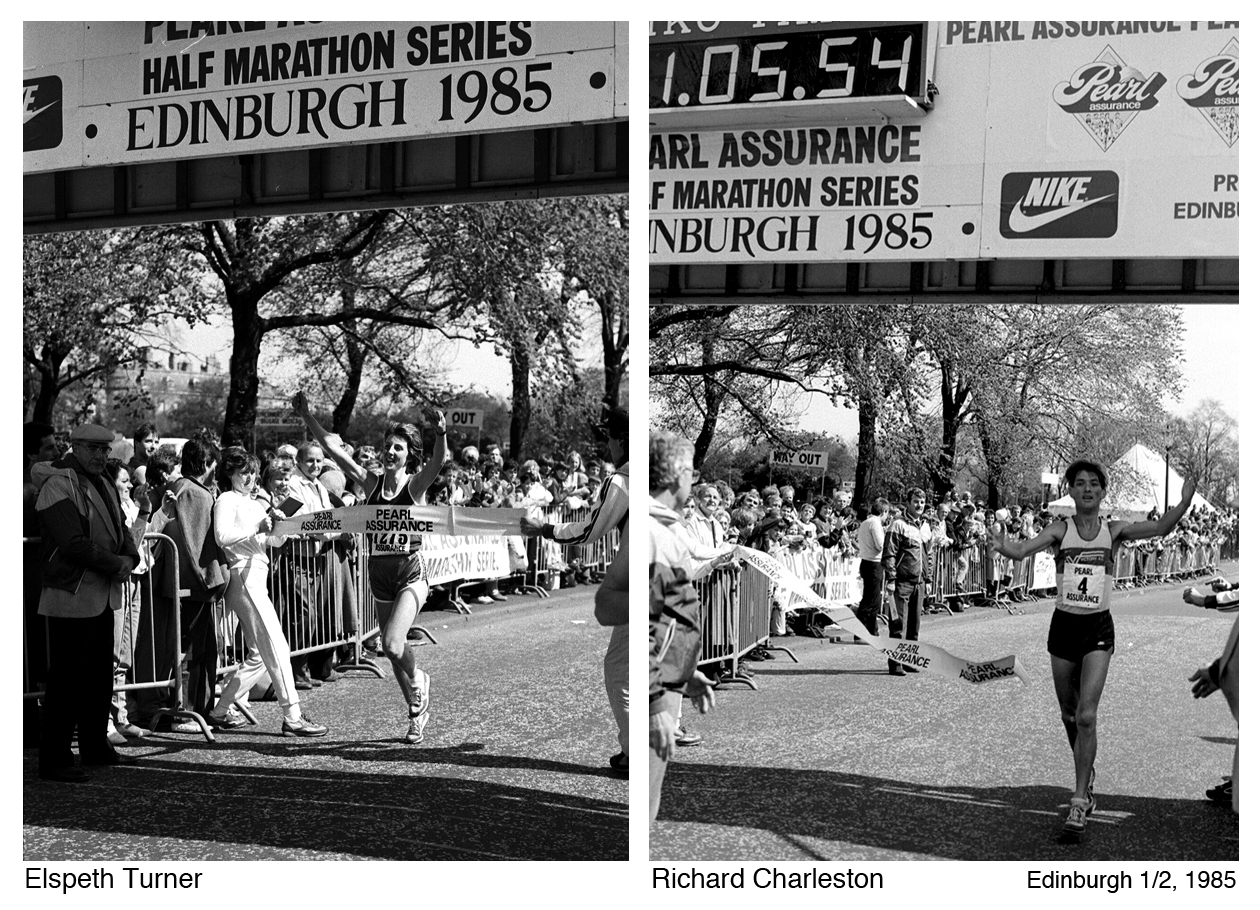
[991,460,1196,839]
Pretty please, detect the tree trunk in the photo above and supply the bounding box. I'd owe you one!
[508,343,531,460]
[599,291,628,410]
[935,365,969,502]
[31,359,61,426]
[976,415,1005,508]
[852,392,879,510]
[691,333,723,466]
[222,293,265,449]
[331,331,366,436]
[27,341,74,426]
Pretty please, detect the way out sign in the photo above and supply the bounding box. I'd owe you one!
[445,409,484,429]
[772,449,828,472]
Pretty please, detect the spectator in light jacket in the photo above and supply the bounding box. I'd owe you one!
[648,431,715,822]
[32,423,141,781]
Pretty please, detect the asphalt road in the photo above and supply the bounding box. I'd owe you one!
[651,568,1239,862]
[23,587,628,861]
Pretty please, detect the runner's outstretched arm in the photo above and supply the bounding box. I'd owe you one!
[990,521,1065,561]
[1115,475,1197,542]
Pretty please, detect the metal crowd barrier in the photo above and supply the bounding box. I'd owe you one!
[504,504,622,599]
[694,565,741,682]
[690,560,793,691]
[23,534,215,741]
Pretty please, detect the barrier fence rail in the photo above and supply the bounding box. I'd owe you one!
[24,502,621,741]
[22,533,213,740]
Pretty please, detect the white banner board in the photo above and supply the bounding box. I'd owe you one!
[444,408,485,430]
[771,448,829,472]
[24,21,623,173]
[648,21,1238,263]
[971,21,1238,258]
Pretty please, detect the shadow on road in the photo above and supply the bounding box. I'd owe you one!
[655,762,1237,861]
[1200,735,1238,746]
[24,748,628,861]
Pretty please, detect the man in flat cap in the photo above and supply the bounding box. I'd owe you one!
[30,424,140,781]
[521,404,630,771]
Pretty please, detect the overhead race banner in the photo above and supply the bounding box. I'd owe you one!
[772,449,829,472]
[24,21,623,173]
[648,21,1237,262]
[274,503,524,537]
[972,21,1238,258]
[732,545,1031,685]
[649,122,984,262]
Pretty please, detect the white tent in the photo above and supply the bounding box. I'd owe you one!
[1047,444,1215,520]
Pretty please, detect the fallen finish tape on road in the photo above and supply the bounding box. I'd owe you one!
[274,503,526,537]
[732,545,1031,686]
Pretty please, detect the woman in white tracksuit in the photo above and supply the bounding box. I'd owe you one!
[207,447,327,737]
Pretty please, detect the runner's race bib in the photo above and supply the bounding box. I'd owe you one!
[1061,552,1108,610]
[371,532,414,556]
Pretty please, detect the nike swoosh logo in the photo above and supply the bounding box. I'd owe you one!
[24,100,58,125]
[1007,194,1114,234]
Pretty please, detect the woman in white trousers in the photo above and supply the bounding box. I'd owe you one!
[208,448,327,737]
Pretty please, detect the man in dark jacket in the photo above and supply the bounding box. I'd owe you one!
[134,439,227,731]
[648,431,714,822]
[32,423,140,781]
[882,488,932,676]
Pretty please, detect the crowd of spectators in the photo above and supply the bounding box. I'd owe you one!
[24,417,619,756]
[673,477,1237,660]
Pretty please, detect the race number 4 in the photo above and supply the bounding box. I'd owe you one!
[842,211,933,253]
[439,62,553,124]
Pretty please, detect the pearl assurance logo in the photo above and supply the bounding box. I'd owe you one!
[1177,37,1238,148]
[1052,46,1166,152]
[999,171,1119,240]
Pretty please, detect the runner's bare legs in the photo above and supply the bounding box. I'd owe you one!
[377,584,426,702]
[1051,650,1111,800]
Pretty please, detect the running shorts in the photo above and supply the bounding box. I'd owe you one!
[1047,608,1115,662]
[368,551,429,602]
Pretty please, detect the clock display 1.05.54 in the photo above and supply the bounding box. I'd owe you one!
[649,23,927,112]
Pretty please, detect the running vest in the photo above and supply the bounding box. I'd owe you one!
[1054,518,1115,614]
[366,477,424,557]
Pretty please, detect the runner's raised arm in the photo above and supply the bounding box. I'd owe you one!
[291,391,369,491]
[1114,475,1197,543]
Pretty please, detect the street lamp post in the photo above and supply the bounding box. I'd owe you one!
[1164,442,1171,516]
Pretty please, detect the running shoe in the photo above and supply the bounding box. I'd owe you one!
[675,726,702,747]
[281,714,329,737]
[1062,797,1089,838]
[405,670,431,743]
[1206,779,1233,804]
[207,710,248,730]
[1085,766,1097,815]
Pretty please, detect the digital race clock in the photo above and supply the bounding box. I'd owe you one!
[649,21,933,126]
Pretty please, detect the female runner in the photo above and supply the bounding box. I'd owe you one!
[292,391,446,743]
